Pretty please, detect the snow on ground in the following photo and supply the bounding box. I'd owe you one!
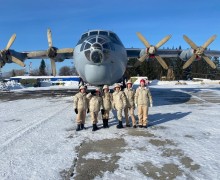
[0,81,24,91]
[0,82,220,179]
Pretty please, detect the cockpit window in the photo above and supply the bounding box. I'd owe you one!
[88,38,96,44]
[97,38,105,44]
[92,43,102,50]
[84,43,91,50]
[81,33,88,39]
[80,42,86,51]
[89,31,98,36]
[109,32,123,45]
[99,31,108,36]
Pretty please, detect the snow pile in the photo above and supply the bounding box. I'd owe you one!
[149,79,220,88]
[64,81,79,86]
[0,81,24,91]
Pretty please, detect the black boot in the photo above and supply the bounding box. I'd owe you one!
[76,124,81,131]
[81,124,87,130]
[95,124,100,130]
[92,124,99,131]
[106,119,109,128]
[92,124,96,131]
[116,121,123,129]
[103,119,106,128]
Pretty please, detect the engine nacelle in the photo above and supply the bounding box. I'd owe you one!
[179,49,194,61]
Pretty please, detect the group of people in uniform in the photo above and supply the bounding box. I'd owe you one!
[73,78,153,131]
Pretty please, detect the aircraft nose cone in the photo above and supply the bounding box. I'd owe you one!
[85,64,113,85]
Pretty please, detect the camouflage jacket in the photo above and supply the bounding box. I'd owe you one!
[102,92,112,111]
[124,88,135,108]
[135,87,152,106]
[73,92,88,110]
[112,91,127,110]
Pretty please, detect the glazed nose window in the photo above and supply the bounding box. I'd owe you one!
[92,43,102,50]
[90,50,103,63]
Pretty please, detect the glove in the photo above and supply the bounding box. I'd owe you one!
[91,90,96,95]
[74,108,78,114]
[150,103,153,107]
[101,109,105,115]
[87,108,90,113]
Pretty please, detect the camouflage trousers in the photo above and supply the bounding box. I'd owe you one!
[90,111,99,124]
[124,107,136,126]
[102,110,110,119]
[76,110,86,125]
[115,108,123,121]
[137,105,149,126]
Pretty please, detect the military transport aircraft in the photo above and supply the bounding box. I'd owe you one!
[0,29,220,86]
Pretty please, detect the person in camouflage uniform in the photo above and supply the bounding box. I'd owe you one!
[101,85,112,128]
[135,79,153,128]
[124,80,137,128]
[87,88,103,131]
[112,83,127,129]
[73,85,88,131]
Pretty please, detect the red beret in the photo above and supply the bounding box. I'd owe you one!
[140,79,145,83]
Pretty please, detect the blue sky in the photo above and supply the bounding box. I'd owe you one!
[1,0,220,73]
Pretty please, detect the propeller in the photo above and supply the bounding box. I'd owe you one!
[0,34,25,67]
[47,29,73,76]
[183,35,217,69]
[135,32,171,69]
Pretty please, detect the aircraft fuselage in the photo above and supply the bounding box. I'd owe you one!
[73,30,127,85]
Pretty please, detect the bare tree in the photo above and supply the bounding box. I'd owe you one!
[13,69,25,76]
[29,68,40,76]
[59,66,72,76]
[70,66,78,75]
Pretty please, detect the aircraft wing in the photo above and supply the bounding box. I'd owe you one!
[126,48,141,58]
[10,48,74,61]
[3,48,74,68]
[126,48,181,58]
[204,50,220,57]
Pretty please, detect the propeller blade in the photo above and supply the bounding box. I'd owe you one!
[11,56,25,67]
[183,35,198,49]
[50,59,56,76]
[155,35,172,49]
[155,56,168,69]
[134,61,141,67]
[136,32,150,48]
[201,35,217,49]
[134,54,149,67]
[182,54,196,69]
[47,29,53,47]
[6,34,16,50]
[203,56,216,69]
[138,53,149,63]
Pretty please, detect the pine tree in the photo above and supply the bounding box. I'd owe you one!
[39,59,47,76]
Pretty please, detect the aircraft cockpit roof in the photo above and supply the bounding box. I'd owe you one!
[77,30,123,46]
